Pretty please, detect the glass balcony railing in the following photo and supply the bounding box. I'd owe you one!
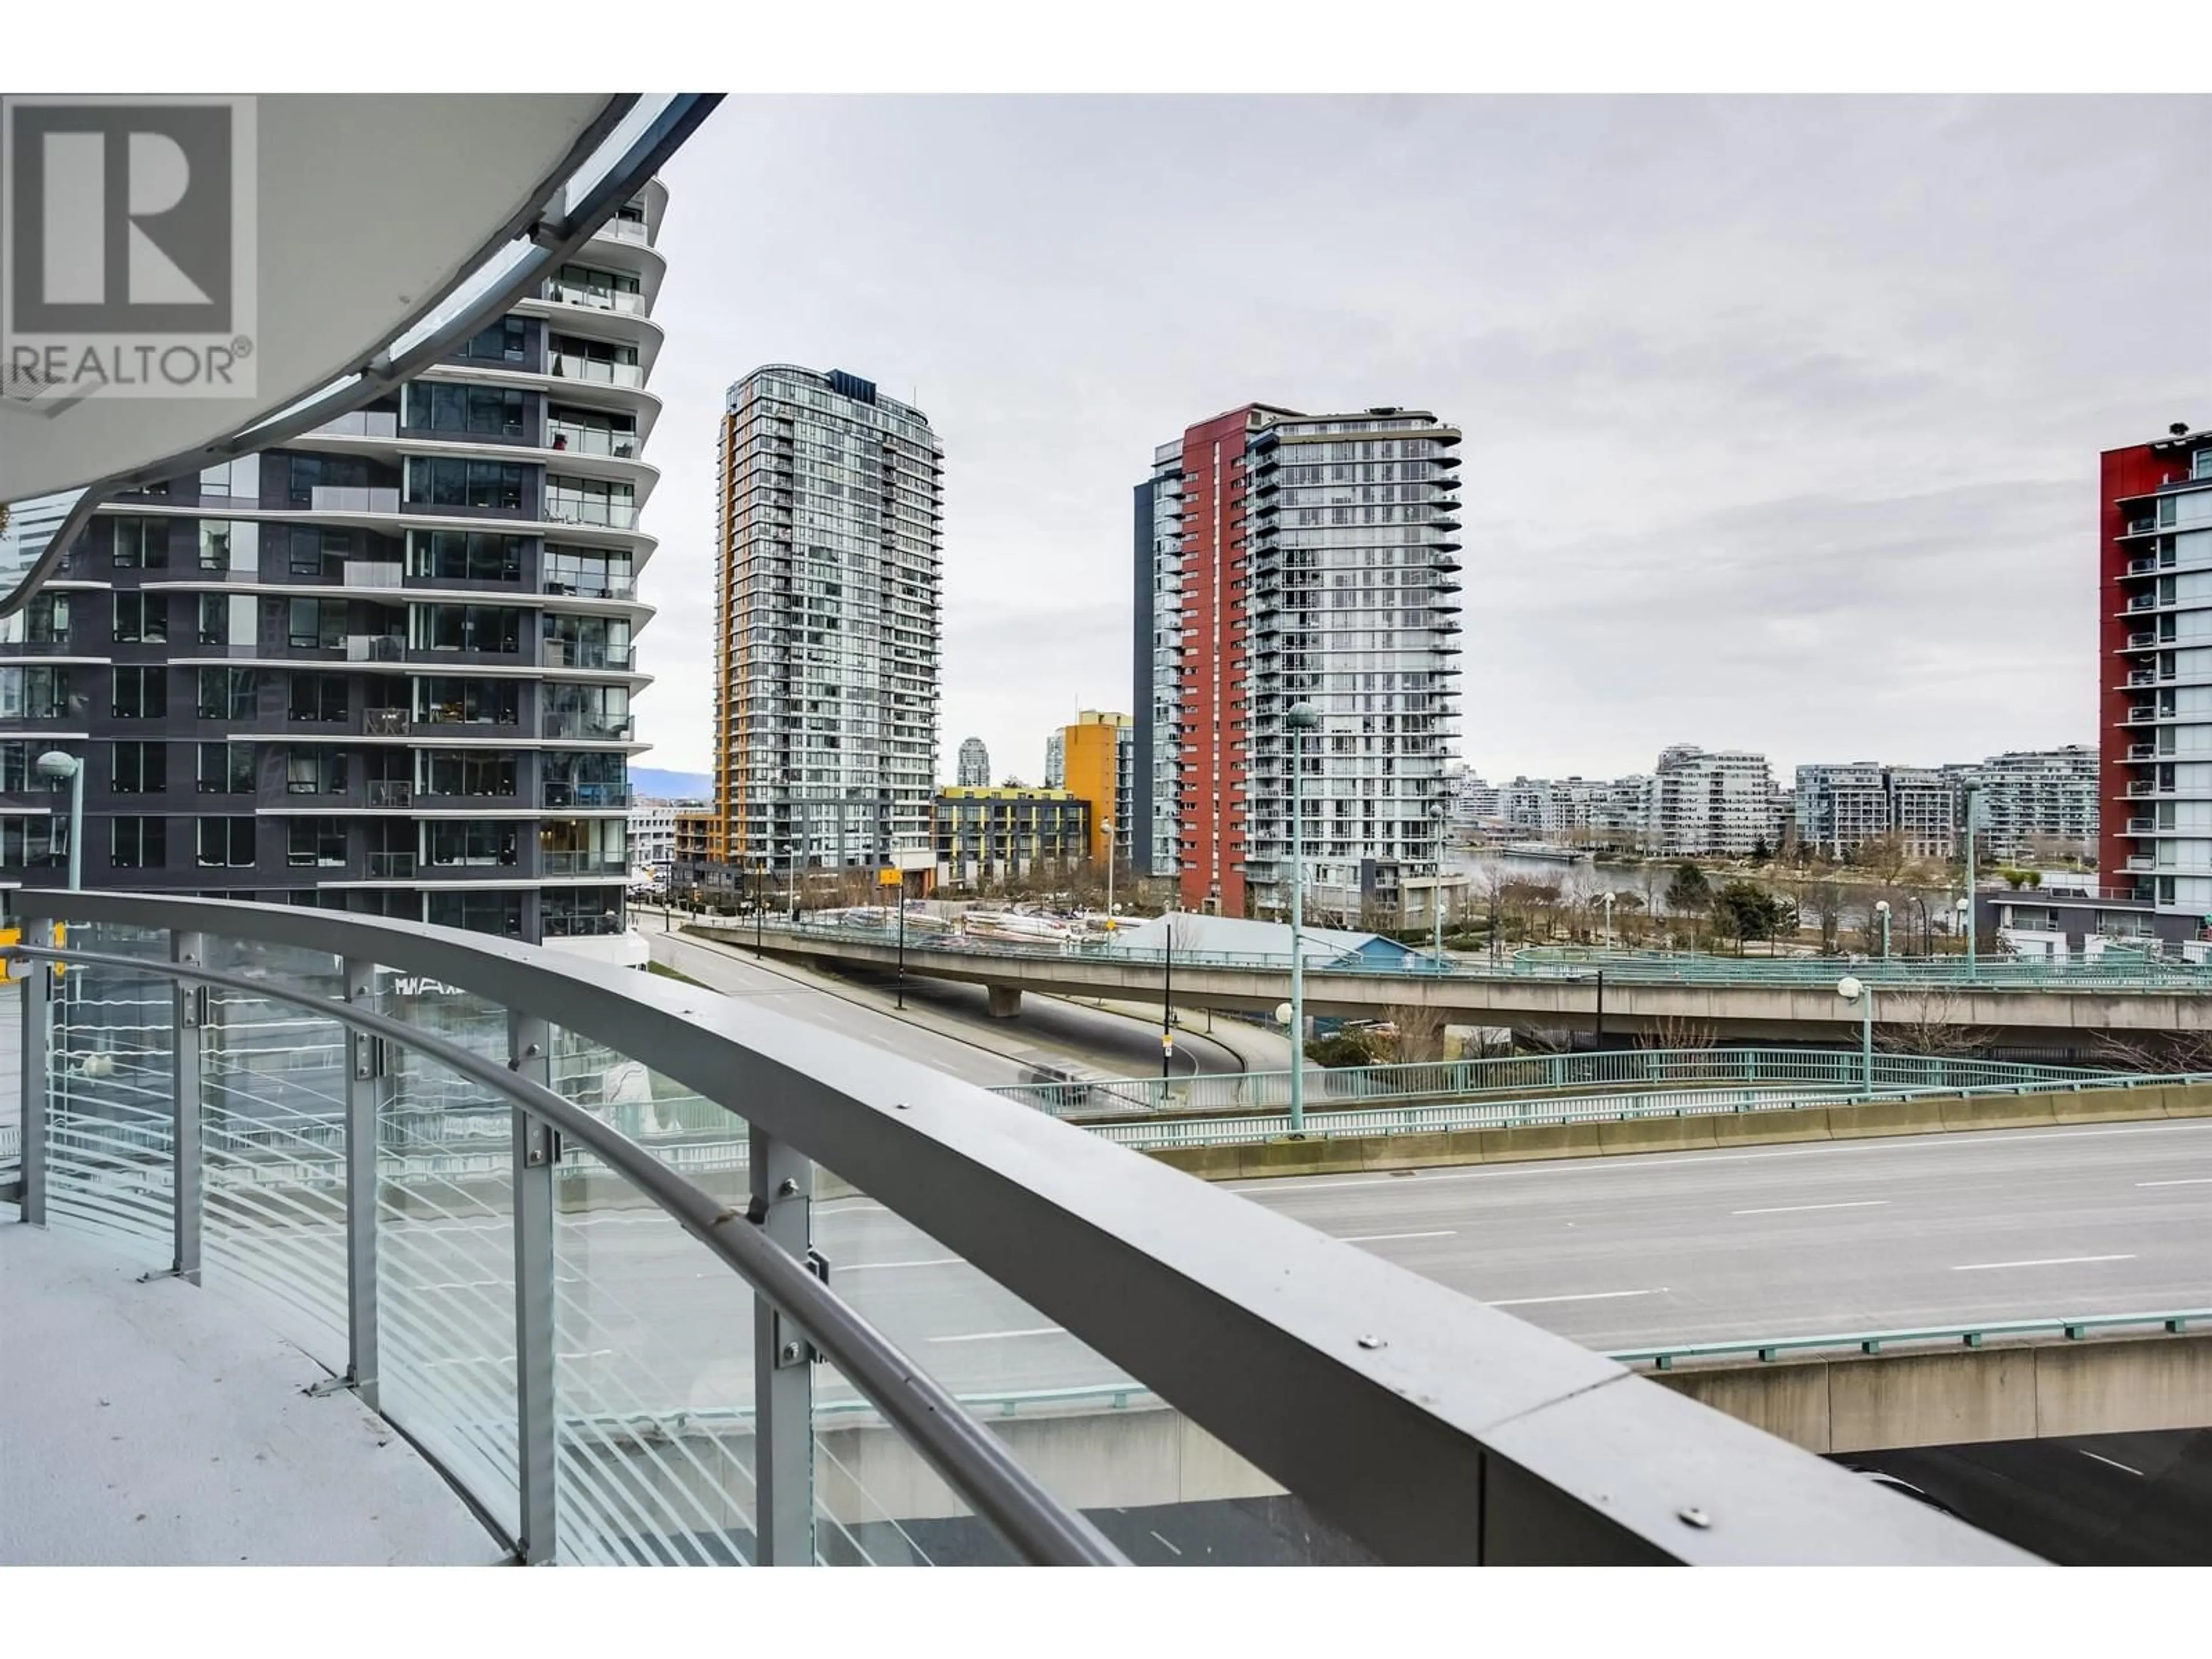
[540,575,638,601]
[544,423,641,459]
[312,410,399,440]
[541,640,634,670]
[547,354,644,388]
[541,713,634,741]
[366,850,416,878]
[0,893,2036,1568]
[541,781,631,809]
[539,850,628,876]
[541,281,645,314]
[544,494,640,529]
[310,485,402,514]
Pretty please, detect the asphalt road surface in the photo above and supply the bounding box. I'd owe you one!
[372,1115,2212,1411]
[645,929,1246,1086]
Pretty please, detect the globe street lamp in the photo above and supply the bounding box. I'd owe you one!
[1954,897,1969,960]
[1905,893,1930,958]
[1286,701,1321,1137]
[1874,899,1891,961]
[1836,974,1873,1094]
[36,750,82,891]
[1601,890,1616,952]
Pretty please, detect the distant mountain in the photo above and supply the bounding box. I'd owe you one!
[630,767,711,801]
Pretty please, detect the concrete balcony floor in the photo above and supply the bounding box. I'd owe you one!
[0,1213,498,1566]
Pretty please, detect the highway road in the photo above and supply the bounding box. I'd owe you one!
[643,928,1248,1088]
[370,1115,2212,1412]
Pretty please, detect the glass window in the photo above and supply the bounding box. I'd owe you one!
[412,604,522,654]
[196,817,256,868]
[198,743,254,794]
[111,816,166,869]
[416,750,516,797]
[287,599,347,650]
[112,592,167,644]
[2,593,72,646]
[109,516,166,569]
[406,530,525,582]
[286,746,349,795]
[405,457,527,513]
[426,889,524,938]
[414,677,517,725]
[403,382,527,438]
[427,821,520,866]
[112,666,166,719]
[456,317,528,365]
[286,673,348,724]
[110,741,166,794]
[287,817,348,868]
[198,668,256,721]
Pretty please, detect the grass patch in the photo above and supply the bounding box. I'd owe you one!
[647,960,709,990]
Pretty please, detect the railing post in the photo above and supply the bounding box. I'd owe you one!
[342,958,381,1410]
[509,1011,558,1565]
[750,1122,815,1565]
[19,932,49,1225]
[169,931,204,1283]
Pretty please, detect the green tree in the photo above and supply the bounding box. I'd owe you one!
[1713,880,1793,955]
[1666,861,1711,915]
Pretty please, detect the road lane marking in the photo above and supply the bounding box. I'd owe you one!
[1950,1254,2137,1272]
[1340,1229,1457,1244]
[1487,1289,1663,1308]
[2078,1449,2143,1477]
[840,1257,963,1272]
[1232,1120,2212,1195]
[2137,1177,2212,1187]
[1731,1200,1891,1216]
[1149,1529,1183,1557]
[927,1326,1064,1344]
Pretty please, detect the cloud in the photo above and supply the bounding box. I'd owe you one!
[630,94,2212,790]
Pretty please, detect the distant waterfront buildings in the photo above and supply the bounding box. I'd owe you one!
[1792,763,1957,861]
[933,785,1088,888]
[1135,402,1463,920]
[1042,730,1065,789]
[1944,747,2098,864]
[1649,745,1781,858]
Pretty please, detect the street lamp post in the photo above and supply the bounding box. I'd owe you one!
[36,751,82,891]
[1954,897,1969,961]
[1962,785,1980,979]
[1286,702,1320,1136]
[1836,975,1873,1094]
[1601,889,1616,952]
[1101,818,1115,933]
[1161,910,1175,1080]
[895,867,907,1011]
[1906,893,1929,958]
[1875,899,1891,961]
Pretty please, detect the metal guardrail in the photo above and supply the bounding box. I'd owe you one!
[1614,1310,2209,1370]
[6,893,2034,1565]
[986,1048,2152,1118]
[724,916,2212,993]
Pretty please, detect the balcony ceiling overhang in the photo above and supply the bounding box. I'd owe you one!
[0,92,718,616]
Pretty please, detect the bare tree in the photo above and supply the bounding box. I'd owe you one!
[2091,1028,2212,1074]
[1870,990,1999,1058]
[1375,1002,1448,1065]
[1637,1013,1719,1052]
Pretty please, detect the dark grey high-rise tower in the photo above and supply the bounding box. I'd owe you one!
[0,184,672,948]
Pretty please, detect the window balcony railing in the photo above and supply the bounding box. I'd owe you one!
[541,781,631,809]
[0,893,2036,1569]
[544,495,640,530]
[539,850,628,876]
[362,709,409,737]
[366,850,416,878]
[541,576,638,601]
[594,214,650,245]
[312,410,399,440]
[541,713,633,741]
[366,781,414,809]
[541,281,645,315]
[545,423,641,459]
[547,354,644,388]
[311,486,402,514]
[541,640,634,671]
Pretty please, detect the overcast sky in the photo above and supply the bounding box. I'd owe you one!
[632,94,2211,787]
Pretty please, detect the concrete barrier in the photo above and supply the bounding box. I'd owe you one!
[1143,1085,2181,1183]
[1646,1334,2212,1455]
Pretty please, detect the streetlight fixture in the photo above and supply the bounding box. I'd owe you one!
[1961,784,1981,979]
[1285,701,1321,1137]
[1601,890,1616,951]
[36,750,82,891]
[1874,899,1891,961]
[1954,897,1969,959]
[1905,893,1930,958]
[1836,974,1874,1094]
[1100,818,1115,933]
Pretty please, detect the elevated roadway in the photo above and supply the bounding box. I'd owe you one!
[699,923,2210,1049]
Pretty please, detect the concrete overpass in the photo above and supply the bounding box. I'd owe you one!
[697,924,2210,1048]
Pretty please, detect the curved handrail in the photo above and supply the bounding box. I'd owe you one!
[5,938,1123,1568]
[12,893,2033,1564]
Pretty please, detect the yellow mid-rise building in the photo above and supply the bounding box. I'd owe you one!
[1059,710,1132,868]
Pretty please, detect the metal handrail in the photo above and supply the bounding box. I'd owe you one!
[4,939,1123,1568]
[728,916,2212,991]
[10,893,2032,1565]
[1614,1310,2207,1370]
